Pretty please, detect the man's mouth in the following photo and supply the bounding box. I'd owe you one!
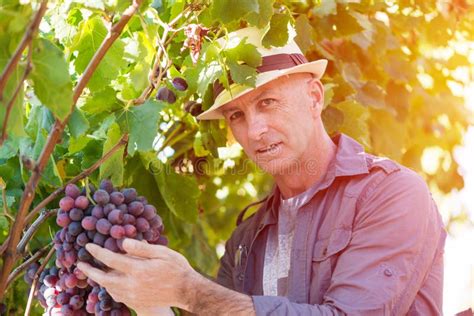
[256,142,282,155]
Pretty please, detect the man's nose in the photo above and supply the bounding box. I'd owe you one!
[247,114,268,141]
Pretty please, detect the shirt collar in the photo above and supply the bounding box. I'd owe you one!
[261,133,369,227]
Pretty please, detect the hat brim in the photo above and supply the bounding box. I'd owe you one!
[196,59,328,120]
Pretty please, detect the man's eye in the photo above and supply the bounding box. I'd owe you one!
[229,111,243,121]
[261,98,276,107]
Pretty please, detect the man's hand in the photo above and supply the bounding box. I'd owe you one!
[77,239,194,312]
[78,238,256,315]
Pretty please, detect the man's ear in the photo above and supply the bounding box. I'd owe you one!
[307,76,324,115]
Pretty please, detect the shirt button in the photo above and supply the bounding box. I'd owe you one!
[238,273,244,281]
[384,268,393,277]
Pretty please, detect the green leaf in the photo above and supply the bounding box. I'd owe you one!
[68,135,91,154]
[197,61,223,96]
[81,87,123,115]
[100,123,124,186]
[333,100,370,149]
[0,60,26,140]
[262,13,292,48]
[142,153,201,222]
[31,38,72,121]
[0,215,8,232]
[193,132,210,157]
[224,39,262,68]
[227,60,257,87]
[369,108,406,161]
[211,0,259,23]
[294,14,314,54]
[247,0,275,28]
[123,100,164,156]
[71,17,125,92]
[68,108,89,138]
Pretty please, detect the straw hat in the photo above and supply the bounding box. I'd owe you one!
[196,26,328,120]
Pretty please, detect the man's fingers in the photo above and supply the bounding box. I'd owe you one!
[122,238,169,259]
[85,243,138,272]
[76,262,112,287]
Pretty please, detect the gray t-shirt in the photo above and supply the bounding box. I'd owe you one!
[262,180,321,296]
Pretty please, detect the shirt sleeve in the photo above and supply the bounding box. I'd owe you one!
[251,168,446,315]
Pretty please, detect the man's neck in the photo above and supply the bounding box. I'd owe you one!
[274,133,337,199]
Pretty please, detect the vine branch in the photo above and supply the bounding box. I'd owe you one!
[17,209,58,254]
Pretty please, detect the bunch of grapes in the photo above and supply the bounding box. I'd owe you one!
[30,179,167,315]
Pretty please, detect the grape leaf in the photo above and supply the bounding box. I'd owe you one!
[227,60,257,87]
[71,16,125,92]
[142,153,201,223]
[67,108,90,138]
[294,14,314,54]
[211,0,259,23]
[262,13,292,48]
[332,100,370,149]
[123,100,164,156]
[100,123,124,186]
[31,38,72,121]
[0,57,26,140]
[224,39,262,68]
[247,0,275,28]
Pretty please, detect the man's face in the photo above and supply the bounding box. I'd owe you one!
[221,73,324,175]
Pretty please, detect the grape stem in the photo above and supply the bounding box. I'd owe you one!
[0,0,142,300]
[0,0,48,101]
[24,246,55,316]
[17,209,58,255]
[5,244,50,291]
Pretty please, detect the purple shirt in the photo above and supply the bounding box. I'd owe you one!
[216,134,446,315]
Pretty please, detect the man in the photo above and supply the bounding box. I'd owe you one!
[78,27,446,315]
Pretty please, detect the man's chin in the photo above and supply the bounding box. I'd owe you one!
[257,159,300,176]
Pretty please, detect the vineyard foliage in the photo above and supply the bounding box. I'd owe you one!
[0,0,473,313]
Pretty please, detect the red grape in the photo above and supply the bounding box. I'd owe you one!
[110,225,125,239]
[121,188,137,203]
[172,77,188,91]
[57,213,71,228]
[69,208,84,221]
[128,201,144,217]
[96,218,112,235]
[65,184,81,199]
[74,196,89,210]
[60,197,75,211]
[104,237,119,252]
[93,189,110,206]
[123,224,137,238]
[81,216,97,231]
[110,192,125,205]
[107,209,124,225]
[136,217,150,232]
[91,205,105,219]
[99,179,114,193]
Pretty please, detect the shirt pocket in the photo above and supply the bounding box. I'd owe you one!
[309,228,352,304]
